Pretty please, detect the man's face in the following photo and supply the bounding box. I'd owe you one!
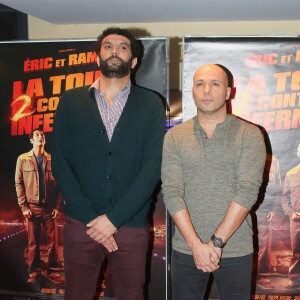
[98,34,137,78]
[30,130,45,148]
[192,64,231,115]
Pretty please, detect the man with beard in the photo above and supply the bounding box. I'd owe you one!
[52,27,165,300]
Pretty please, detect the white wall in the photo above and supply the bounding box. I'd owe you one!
[28,16,300,89]
[28,16,300,39]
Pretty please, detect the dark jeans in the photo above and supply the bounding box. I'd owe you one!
[26,204,57,276]
[64,216,149,300]
[171,250,253,300]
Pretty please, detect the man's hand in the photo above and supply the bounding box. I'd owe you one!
[191,239,220,272]
[291,212,300,221]
[52,209,59,218]
[101,236,119,252]
[207,239,223,267]
[267,211,275,222]
[86,215,118,251]
[23,208,32,219]
[171,209,220,272]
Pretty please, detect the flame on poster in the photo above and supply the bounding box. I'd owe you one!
[232,49,300,131]
[10,51,99,136]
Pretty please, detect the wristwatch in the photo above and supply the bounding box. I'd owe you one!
[211,234,226,248]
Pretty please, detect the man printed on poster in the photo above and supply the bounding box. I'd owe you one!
[281,143,300,292]
[15,128,63,284]
[256,154,283,291]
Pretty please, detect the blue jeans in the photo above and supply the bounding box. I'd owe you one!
[171,250,253,300]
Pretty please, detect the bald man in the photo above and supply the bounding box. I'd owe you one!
[162,64,266,300]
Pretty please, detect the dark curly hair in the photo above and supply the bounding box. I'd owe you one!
[29,127,44,139]
[95,27,141,61]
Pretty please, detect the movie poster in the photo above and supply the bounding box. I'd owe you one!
[182,36,300,300]
[0,38,168,299]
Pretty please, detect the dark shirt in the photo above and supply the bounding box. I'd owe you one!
[52,84,166,228]
[35,154,45,201]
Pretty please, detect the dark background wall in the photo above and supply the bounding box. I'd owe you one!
[0,4,28,40]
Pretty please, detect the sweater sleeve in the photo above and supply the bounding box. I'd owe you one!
[161,129,187,216]
[106,95,166,228]
[51,92,98,224]
[15,156,28,212]
[234,126,266,210]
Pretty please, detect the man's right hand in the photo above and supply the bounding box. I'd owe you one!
[23,208,32,219]
[191,239,220,273]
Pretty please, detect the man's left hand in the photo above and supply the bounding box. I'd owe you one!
[207,240,223,265]
[52,209,59,218]
[267,211,275,222]
[86,215,117,244]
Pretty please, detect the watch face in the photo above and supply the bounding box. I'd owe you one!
[213,237,223,248]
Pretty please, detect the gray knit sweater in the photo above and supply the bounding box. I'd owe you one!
[162,115,266,258]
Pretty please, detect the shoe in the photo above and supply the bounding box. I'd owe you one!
[48,272,64,284]
[52,277,64,284]
[283,282,299,291]
[27,274,40,283]
[257,278,274,290]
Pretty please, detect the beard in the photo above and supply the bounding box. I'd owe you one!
[100,55,133,78]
